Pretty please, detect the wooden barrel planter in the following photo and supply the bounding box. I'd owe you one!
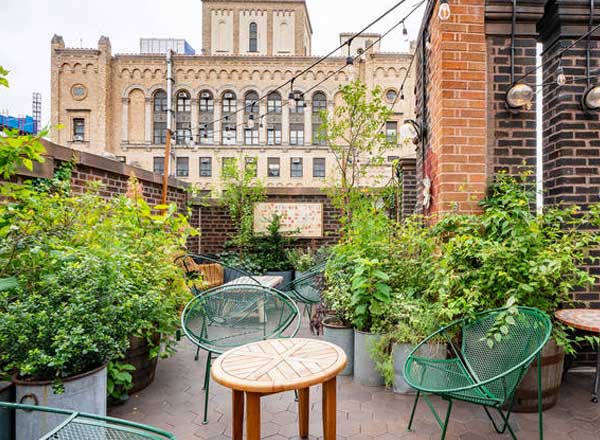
[512,339,565,413]
[125,333,161,394]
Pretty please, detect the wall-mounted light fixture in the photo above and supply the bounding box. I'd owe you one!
[438,0,451,21]
[400,119,422,145]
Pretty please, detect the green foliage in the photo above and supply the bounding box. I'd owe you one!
[350,257,392,332]
[429,172,600,353]
[107,361,136,401]
[0,66,8,88]
[220,156,265,255]
[287,247,318,272]
[0,179,193,383]
[318,81,395,223]
[247,214,294,272]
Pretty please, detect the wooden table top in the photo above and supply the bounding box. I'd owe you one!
[555,309,600,334]
[224,275,283,288]
[211,338,347,393]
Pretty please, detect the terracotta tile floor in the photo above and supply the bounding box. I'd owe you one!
[109,319,600,440]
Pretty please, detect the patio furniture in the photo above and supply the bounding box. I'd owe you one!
[0,401,175,439]
[282,262,326,319]
[211,338,347,440]
[555,308,600,403]
[181,284,301,425]
[404,307,552,440]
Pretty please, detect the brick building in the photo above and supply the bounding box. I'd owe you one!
[50,0,416,192]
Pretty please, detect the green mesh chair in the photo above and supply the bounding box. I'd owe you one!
[0,402,175,439]
[282,262,326,318]
[404,307,552,440]
[181,284,301,424]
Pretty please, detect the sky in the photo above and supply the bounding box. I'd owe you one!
[0,0,424,125]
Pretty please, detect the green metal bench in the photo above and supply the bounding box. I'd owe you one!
[0,402,175,439]
[404,306,552,440]
[181,283,300,424]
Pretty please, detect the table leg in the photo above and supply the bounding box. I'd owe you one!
[593,346,599,403]
[298,388,309,438]
[246,392,261,440]
[232,390,244,440]
[322,378,337,440]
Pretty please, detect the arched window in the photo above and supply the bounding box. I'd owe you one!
[199,90,214,145]
[290,90,304,113]
[222,91,237,145]
[267,91,282,113]
[175,90,191,145]
[249,22,258,52]
[312,92,327,145]
[245,91,259,113]
[222,91,237,114]
[244,91,259,145]
[289,90,305,146]
[312,92,327,113]
[152,90,167,145]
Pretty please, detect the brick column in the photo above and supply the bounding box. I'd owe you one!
[539,0,600,310]
[415,0,488,216]
[398,158,417,218]
[485,0,544,177]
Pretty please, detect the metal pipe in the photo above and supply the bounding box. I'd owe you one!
[161,50,174,205]
[511,0,517,83]
[588,0,594,87]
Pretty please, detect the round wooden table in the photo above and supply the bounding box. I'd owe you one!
[211,338,347,440]
[555,309,600,403]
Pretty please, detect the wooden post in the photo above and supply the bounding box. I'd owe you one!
[161,129,172,205]
[246,392,261,440]
[322,378,336,440]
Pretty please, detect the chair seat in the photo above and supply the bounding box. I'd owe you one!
[405,356,502,406]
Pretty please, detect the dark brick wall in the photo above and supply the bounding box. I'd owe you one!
[196,190,341,254]
[398,159,417,218]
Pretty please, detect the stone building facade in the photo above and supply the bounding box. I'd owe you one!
[50,0,416,191]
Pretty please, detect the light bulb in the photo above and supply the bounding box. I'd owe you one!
[426,35,432,50]
[400,120,419,144]
[402,23,409,42]
[346,56,355,81]
[506,83,534,110]
[556,66,567,86]
[582,85,600,111]
[247,114,255,129]
[288,91,296,108]
[438,0,451,21]
[400,87,405,100]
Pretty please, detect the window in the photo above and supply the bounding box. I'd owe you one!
[312,126,327,146]
[290,92,304,113]
[153,90,167,144]
[312,92,327,113]
[176,157,189,177]
[222,91,237,113]
[176,122,192,145]
[176,91,191,112]
[199,124,214,144]
[267,126,282,145]
[72,118,85,141]
[386,121,398,144]
[223,124,237,145]
[153,157,165,175]
[249,22,258,52]
[290,124,304,145]
[290,158,303,177]
[245,157,257,177]
[199,157,212,177]
[199,91,214,112]
[267,158,280,177]
[245,128,259,145]
[385,89,398,104]
[313,158,326,178]
[245,91,259,113]
[267,92,282,113]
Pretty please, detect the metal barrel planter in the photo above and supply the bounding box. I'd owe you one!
[323,317,354,376]
[354,329,384,386]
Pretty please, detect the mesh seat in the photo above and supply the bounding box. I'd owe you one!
[181,284,300,424]
[282,262,326,321]
[404,307,552,440]
[0,402,175,440]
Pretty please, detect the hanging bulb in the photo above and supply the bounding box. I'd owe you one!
[346,56,355,81]
[288,91,296,108]
[426,34,432,50]
[202,124,208,138]
[402,23,409,42]
[259,116,264,129]
[438,0,451,21]
[400,87,405,101]
[556,65,567,86]
[247,114,255,129]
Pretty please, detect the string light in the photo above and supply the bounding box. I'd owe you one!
[402,22,409,42]
[346,40,355,81]
[555,63,567,86]
[247,114,255,129]
[438,0,451,21]
[506,83,534,110]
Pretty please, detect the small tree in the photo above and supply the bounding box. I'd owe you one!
[220,156,265,256]
[318,80,394,224]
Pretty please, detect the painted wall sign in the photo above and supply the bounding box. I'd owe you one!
[253,202,324,238]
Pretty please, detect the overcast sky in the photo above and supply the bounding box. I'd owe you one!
[0,0,424,125]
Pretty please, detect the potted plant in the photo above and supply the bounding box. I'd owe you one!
[287,247,323,279]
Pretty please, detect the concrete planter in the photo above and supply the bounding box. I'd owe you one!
[354,329,384,386]
[13,364,107,440]
[265,269,293,291]
[393,342,446,394]
[0,381,14,440]
[322,317,354,376]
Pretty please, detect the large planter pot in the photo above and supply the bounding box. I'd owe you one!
[354,329,384,386]
[0,381,14,440]
[512,339,565,413]
[393,342,446,394]
[124,334,160,394]
[13,364,107,440]
[322,317,354,376]
[266,270,293,291]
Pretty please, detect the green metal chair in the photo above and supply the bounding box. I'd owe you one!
[282,262,326,318]
[404,307,552,440]
[181,284,301,424]
[0,401,175,439]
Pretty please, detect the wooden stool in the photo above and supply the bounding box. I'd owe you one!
[211,338,347,440]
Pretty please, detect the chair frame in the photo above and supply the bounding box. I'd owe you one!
[282,261,327,317]
[181,284,301,425]
[404,307,552,440]
[0,401,176,439]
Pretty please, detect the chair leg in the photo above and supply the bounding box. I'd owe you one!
[407,391,420,431]
[202,353,212,425]
[482,406,517,439]
[195,346,200,362]
[440,399,453,440]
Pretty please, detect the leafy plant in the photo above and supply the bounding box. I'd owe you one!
[107,361,136,401]
[350,257,392,332]
[287,247,317,272]
[248,214,294,272]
